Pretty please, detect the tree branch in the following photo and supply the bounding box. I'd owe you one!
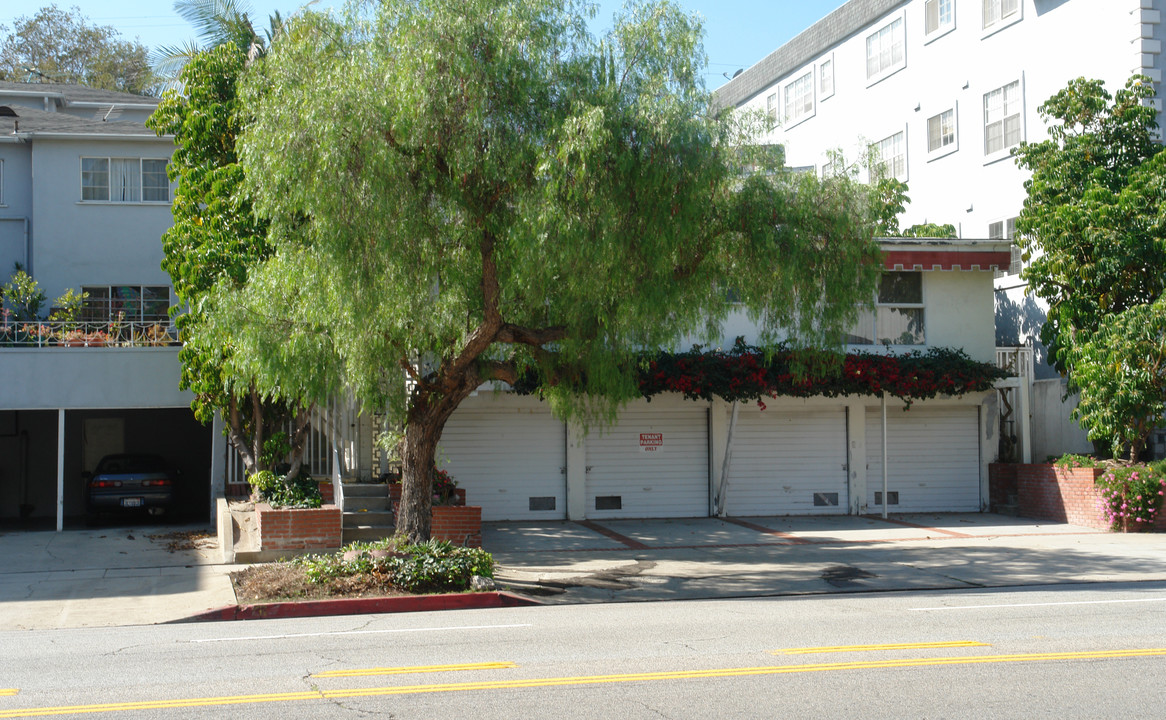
[495,323,568,347]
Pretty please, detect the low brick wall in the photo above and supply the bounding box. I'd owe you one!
[255,503,343,551]
[990,463,1165,532]
[393,502,482,547]
[431,505,482,548]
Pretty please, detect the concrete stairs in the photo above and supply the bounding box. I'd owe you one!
[340,482,396,543]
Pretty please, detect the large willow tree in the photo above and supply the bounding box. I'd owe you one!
[226,0,881,541]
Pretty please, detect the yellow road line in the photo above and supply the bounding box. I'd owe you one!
[2,649,1164,717]
[313,661,516,678]
[0,692,16,698]
[776,641,990,655]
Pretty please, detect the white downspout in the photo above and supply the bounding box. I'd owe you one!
[881,393,888,519]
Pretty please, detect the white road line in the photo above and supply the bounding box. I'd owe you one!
[191,623,532,643]
[912,598,1166,612]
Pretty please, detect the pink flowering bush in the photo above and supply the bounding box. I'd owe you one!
[1094,464,1166,531]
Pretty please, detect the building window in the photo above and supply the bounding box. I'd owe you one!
[983,80,1022,157]
[819,57,834,99]
[871,131,907,181]
[925,0,955,40]
[766,92,778,124]
[784,71,814,125]
[990,217,1022,278]
[81,285,171,323]
[847,272,925,345]
[80,157,170,203]
[927,107,958,157]
[983,0,1019,31]
[866,16,905,82]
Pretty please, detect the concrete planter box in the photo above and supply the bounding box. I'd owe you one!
[255,502,343,552]
[989,463,1165,532]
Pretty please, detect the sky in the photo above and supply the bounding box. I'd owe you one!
[0,1,846,89]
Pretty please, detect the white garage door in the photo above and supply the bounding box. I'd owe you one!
[723,407,849,516]
[865,406,981,512]
[439,395,566,521]
[585,405,709,519]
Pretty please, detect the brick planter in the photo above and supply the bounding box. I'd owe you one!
[227,478,333,504]
[255,503,343,551]
[388,484,466,507]
[392,501,482,547]
[989,463,1165,532]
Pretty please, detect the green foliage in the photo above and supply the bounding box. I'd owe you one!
[1094,463,1166,531]
[871,178,908,236]
[48,288,88,322]
[1065,298,1166,461]
[2,266,46,321]
[228,0,881,541]
[901,222,958,239]
[632,340,1008,407]
[1014,76,1166,377]
[248,467,321,508]
[294,537,495,593]
[0,4,156,93]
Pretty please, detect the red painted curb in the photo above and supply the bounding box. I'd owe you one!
[179,591,540,623]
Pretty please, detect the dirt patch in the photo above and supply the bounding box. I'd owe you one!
[231,563,408,603]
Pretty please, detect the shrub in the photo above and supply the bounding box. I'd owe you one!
[1094,463,1166,530]
[294,536,494,593]
[248,467,322,509]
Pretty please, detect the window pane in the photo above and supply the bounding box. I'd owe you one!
[877,307,925,344]
[81,158,108,201]
[926,0,939,34]
[110,158,141,202]
[141,287,170,322]
[846,312,875,345]
[110,286,142,321]
[819,60,833,96]
[878,272,922,304]
[142,159,169,202]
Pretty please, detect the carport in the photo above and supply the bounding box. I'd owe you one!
[0,347,211,529]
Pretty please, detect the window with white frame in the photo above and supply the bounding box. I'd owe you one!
[983,80,1022,157]
[784,71,814,124]
[80,157,170,202]
[990,216,1023,277]
[925,0,954,39]
[766,92,778,124]
[927,107,958,157]
[81,285,171,323]
[982,0,1019,31]
[871,131,907,181]
[846,272,925,345]
[819,57,834,99]
[865,16,905,82]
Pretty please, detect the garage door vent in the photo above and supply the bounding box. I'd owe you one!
[529,496,556,511]
[874,491,899,505]
[813,492,839,507]
[595,495,622,510]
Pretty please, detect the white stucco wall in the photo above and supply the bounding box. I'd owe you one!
[737,0,1153,238]
[29,137,174,300]
[0,348,191,410]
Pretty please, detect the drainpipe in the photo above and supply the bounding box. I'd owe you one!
[714,400,740,517]
[56,409,65,531]
[881,393,888,519]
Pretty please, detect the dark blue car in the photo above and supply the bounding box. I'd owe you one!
[85,454,178,519]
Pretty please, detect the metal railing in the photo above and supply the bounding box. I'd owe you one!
[0,318,178,348]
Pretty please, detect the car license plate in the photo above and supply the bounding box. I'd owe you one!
[121,497,143,508]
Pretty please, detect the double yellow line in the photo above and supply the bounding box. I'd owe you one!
[3,649,1165,717]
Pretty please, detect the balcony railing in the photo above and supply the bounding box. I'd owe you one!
[0,318,179,348]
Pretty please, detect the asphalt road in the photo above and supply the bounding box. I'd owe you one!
[3,581,1166,718]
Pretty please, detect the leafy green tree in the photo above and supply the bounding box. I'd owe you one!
[1067,298,1166,462]
[901,222,957,239]
[147,45,312,476]
[227,0,881,541]
[1014,76,1166,376]
[0,5,156,94]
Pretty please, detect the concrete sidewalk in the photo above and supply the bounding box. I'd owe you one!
[2,514,1166,630]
